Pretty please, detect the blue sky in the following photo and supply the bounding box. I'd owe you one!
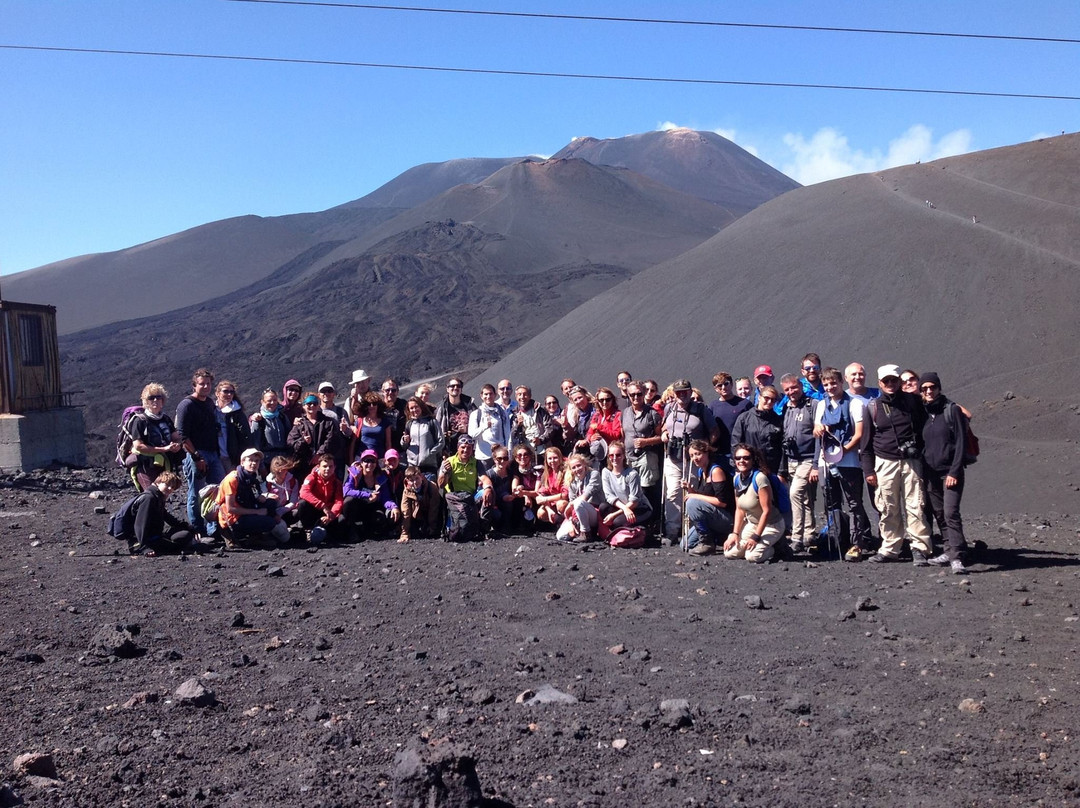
[2,1,1077,275]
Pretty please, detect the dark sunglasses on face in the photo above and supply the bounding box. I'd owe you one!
[921,384,938,391]
[734,455,752,461]
[146,394,165,401]
[803,365,820,372]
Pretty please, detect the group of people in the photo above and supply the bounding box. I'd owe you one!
[113,358,974,573]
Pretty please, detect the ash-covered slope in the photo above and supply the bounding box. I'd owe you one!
[3,207,402,335]
[314,157,734,275]
[62,158,732,459]
[554,128,800,215]
[335,156,527,209]
[479,134,1080,512]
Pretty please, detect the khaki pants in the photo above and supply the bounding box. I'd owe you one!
[786,458,817,541]
[724,520,783,563]
[873,457,931,558]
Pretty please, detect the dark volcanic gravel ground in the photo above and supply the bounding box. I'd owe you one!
[2,469,1079,807]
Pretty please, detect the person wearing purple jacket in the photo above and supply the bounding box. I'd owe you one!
[342,449,400,539]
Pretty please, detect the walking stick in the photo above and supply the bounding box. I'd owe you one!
[680,439,691,552]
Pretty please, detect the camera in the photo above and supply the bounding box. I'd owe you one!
[898,439,920,459]
[668,436,685,453]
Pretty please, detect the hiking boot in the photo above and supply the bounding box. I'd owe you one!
[911,549,929,567]
[951,559,968,575]
[928,553,951,567]
[844,546,863,562]
[689,541,715,556]
[789,540,805,555]
[867,553,890,564]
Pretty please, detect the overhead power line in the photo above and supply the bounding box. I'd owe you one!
[3,44,1077,101]
[226,0,1080,45]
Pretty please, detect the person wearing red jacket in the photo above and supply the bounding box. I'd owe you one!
[297,454,346,544]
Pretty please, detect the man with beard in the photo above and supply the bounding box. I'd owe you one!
[435,377,476,457]
[780,374,818,553]
[510,384,554,454]
[861,364,933,566]
[175,368,226,534]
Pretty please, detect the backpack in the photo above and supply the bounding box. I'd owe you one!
[107,492,146,543]
[444,491,480,542]
[949,403,980,465]
[115,405,146,468]
[608,526,646,548]
[738,471,793,530]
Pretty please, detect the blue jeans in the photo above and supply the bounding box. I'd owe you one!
[184,451,225,534]
[684,497,733,548]
[232,513,278,541]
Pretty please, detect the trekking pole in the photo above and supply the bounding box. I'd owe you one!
[680,440,691,552]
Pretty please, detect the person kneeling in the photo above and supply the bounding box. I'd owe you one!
[217,448,283,548]
[400,465,443,542]
[108,472,204,556]
[297,453,347,545]
[724,444,785,563]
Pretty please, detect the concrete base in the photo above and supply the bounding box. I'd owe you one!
[0,409,87,471]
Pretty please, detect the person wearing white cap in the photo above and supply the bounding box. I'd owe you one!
[860,364,933,566]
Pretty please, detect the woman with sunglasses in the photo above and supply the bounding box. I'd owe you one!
[288,392,344,481]
[343,449,400,540]
[600,441,652,531]
[215,380,252,473]
[535,447,569,529]
[480,444,521,536]
[352,392,392,459]
[585,386,623,466]
[724,444,785,563]
[512,444,540,527]
[919,372,970,574]
[900,370,921,395]
[127,382,184,492]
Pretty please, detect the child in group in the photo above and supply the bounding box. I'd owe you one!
[108,472,203,556]
[264,455,300,522]
[534,447,569,529]
[298,453,346,545]
[556,453,604,542]
[217,448,280,547]
[399,465,443,542]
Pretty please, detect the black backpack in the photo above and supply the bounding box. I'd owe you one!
[107,492,147,543]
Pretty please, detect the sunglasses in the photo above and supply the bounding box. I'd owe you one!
[493,456,509,462]
[920,384,939,392]
[220,389,235,395]
[803,365,820,372]
[597,397,613,403]
[146,394,164,401]
[360,458,377,464]
[617,378,630,384]
[629,391,644,397]
[383,388,398,393]
[734,455,752,462]
[447,383,462,389]
[760,396,777,403]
